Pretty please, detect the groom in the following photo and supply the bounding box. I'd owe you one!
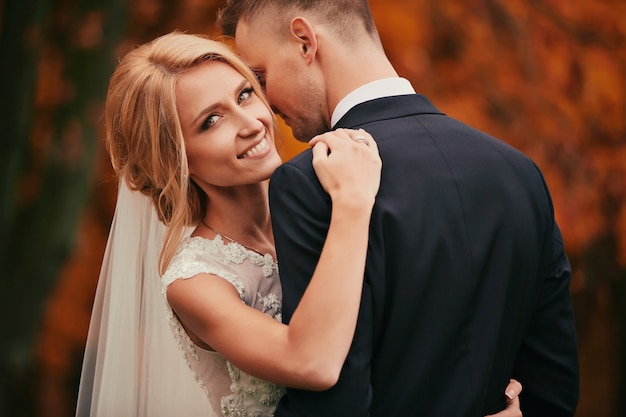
[218,1,579,416]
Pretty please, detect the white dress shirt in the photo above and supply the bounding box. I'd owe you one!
[330,77,416,128]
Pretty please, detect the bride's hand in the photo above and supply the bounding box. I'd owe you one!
[485,379,523,417]
[310,128,381,209]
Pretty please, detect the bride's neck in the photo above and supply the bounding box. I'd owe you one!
[201,184,274,252]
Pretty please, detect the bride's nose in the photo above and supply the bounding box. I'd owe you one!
[236,108,264,138]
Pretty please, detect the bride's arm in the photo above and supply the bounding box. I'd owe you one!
[284,128,381,386]
[167,128,380,390]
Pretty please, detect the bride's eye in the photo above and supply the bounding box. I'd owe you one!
[238,87,254,104]
[201,114,220,131]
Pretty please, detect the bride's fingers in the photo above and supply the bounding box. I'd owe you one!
[311,140,330,160]
[348,128,378,153]
[309,129,350,149]
[311,128,381,199]
[309,128,377,151]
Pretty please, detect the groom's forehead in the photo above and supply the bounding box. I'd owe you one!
[234,22,275,66]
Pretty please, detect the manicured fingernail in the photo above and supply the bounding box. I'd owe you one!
[505,390,515,400]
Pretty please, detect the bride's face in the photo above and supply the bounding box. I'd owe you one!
[176,60,282,189]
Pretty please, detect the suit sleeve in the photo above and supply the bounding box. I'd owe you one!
[514,172,580,417]
[270,160,373,417]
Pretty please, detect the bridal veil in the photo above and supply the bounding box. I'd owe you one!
[75,180,214,416]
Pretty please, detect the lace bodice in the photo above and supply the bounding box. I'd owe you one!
[162,235,286,417]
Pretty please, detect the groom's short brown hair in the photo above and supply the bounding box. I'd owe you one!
[217,0,377,41]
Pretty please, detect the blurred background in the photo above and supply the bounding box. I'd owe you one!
[1,0,624,416]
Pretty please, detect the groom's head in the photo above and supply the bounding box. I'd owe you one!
[218,0,383,142]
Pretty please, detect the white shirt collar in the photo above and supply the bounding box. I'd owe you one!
[331,77,416,127]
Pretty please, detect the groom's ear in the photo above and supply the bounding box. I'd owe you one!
[290,17,318,63]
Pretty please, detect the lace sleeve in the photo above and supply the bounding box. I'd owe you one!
[161,236,247,301]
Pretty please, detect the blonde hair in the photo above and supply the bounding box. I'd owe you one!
[105,31,271,274]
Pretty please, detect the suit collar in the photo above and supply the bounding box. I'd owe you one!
[333,94,444,129]
[334,94,444,129]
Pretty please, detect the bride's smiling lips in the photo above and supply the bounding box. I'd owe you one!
[237,137,270,159]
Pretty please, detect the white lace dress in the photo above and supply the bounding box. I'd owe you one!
[162,235,286,417]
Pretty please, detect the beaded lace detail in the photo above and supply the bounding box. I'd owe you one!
[222,362,286,417]
[162,235,284,416]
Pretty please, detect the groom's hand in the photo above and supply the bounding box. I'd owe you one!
[485,379,523,417]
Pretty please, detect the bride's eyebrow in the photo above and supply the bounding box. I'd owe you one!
[191,79,249,127]
[192,102,221,127]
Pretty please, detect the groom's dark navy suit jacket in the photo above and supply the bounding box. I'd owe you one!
[269,95,579,417]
